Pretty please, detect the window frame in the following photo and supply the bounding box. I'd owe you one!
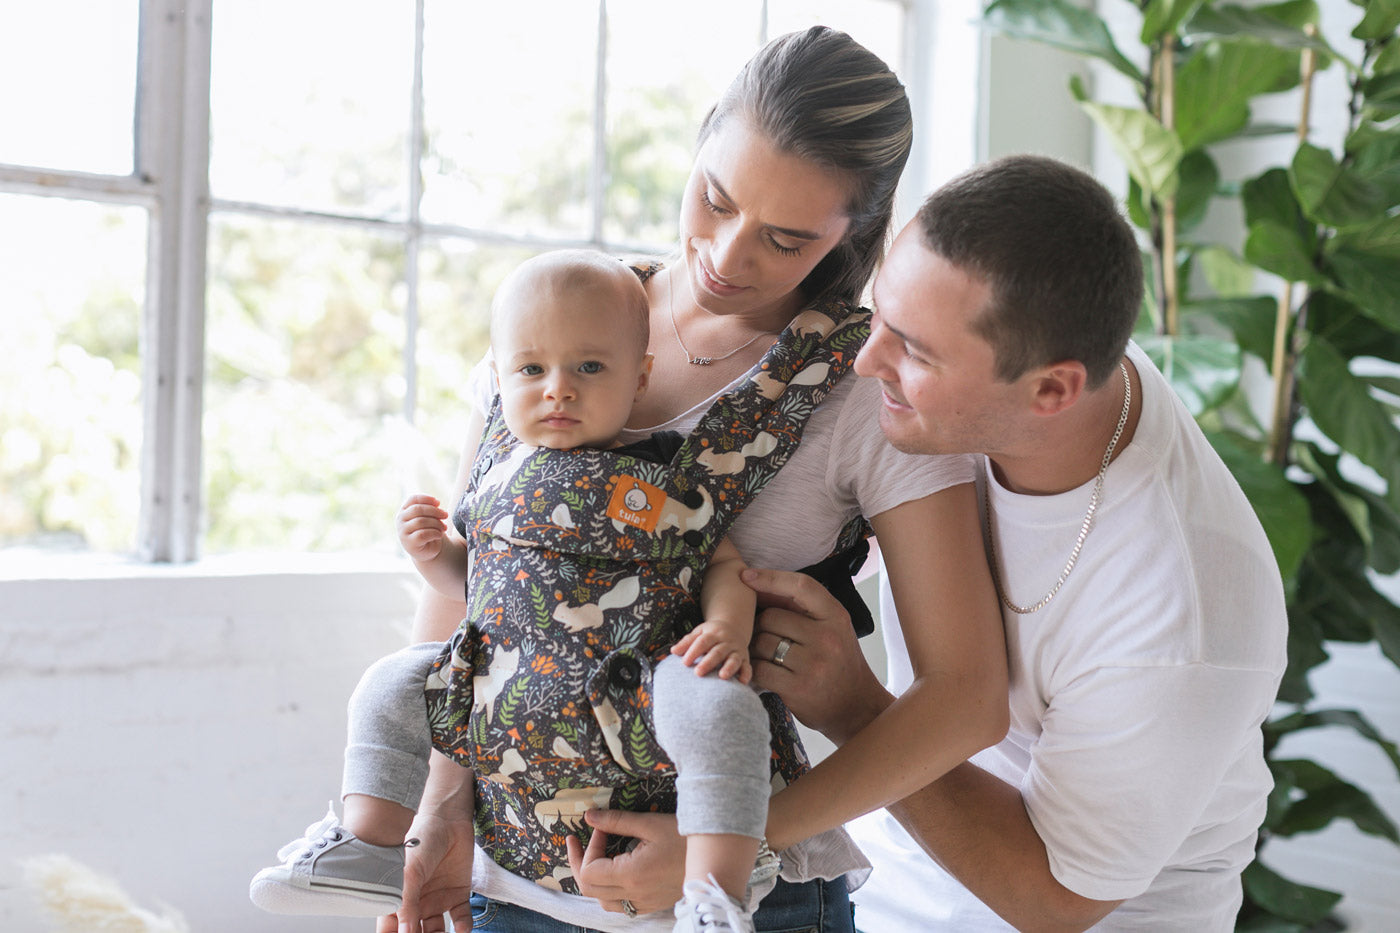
[0,0,979,565]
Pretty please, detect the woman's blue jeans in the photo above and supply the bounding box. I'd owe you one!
[469,876,854,932]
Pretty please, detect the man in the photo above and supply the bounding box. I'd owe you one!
[745,155,1288,930]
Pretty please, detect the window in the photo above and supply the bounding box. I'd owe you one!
[1,0,973,564]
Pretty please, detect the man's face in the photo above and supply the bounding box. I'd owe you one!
[855,224,1022,458]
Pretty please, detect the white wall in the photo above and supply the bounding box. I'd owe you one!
[0,560,420,932]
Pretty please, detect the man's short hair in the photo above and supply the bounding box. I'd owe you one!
[916,155,1144,388]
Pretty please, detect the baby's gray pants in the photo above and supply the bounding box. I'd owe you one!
[340,644,772,839]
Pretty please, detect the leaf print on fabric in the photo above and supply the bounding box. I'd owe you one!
[422,286,872,891]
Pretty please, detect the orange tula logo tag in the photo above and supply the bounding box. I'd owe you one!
[606,476,665,532]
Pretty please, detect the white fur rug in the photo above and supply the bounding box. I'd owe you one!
[20,855,190,933]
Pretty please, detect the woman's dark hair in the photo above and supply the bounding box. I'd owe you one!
[698,26,913,305]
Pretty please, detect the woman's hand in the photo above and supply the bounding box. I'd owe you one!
[565,810,687,915]
[376,809,475,933]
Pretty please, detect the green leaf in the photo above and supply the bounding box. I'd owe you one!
[1196,245,1258,298]
[1365,69,1400,118]
[982,0,1145,84]
[1370,374,1400,398]
[1376,32,1400,75]
[1241,859,1341,924]
[1326,214,1400,330]
[1298,338,1400,499]
[1245,219,1322,284]
[1266,708,1400,777]
[1072,76,1182,198]
[1291,143,1386,229]
[1137,333,1240,415]
[1174,149,1221,233]
[1206,431,1309,581]
[1344,123,1400,208]
[1141,0,1203,42]
[1186,1,1342,67]
[1353,0,1400,40]
[1279,601,1326,702]
[1243,167,1309,233]
[1293,505,1378,645]
[1296,440,1400,574]
[1185,296,1277,363]
[1270,756,1400,840]
[1308,290,1400,365]
[1175,41,1303,151]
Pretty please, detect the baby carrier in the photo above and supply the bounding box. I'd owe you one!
[424,295,870,892]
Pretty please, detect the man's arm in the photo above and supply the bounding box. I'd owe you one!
[759,572,1120,933]
[887,764,1122,933]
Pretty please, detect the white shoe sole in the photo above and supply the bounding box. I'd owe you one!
[250,869,402,918]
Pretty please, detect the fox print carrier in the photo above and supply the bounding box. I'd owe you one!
[423,297,869,891]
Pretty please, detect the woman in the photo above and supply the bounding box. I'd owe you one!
[383,26,1006,933]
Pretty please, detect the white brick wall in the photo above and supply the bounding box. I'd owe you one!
[1,562,419,933]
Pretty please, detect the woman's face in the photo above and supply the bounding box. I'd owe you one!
[679,118,852,321]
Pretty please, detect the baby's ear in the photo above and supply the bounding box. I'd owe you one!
[636,354,654,396]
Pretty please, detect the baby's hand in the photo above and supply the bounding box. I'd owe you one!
[672,622,753,684]
[398,494,449,562]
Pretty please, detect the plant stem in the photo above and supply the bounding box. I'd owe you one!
[1267,28,1319,466]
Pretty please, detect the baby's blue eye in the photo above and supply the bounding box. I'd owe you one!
[579,361,603,374]
[521,364,543,376]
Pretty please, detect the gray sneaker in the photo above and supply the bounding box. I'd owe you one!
[249,806,412,917]
[672,875,756,933]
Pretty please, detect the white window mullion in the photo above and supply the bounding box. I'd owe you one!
[590,0,608,247]
[404,0,427,426]
[137,0,212,562]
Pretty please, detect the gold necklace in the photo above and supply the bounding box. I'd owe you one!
[667,271,774,366]
[984,361,1131,614]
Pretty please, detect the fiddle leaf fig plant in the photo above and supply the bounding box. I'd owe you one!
[983,1,1400,928]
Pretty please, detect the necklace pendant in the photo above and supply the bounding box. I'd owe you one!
[689,356,714,366]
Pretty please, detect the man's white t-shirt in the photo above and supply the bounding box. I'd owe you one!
[849,342,1287,931]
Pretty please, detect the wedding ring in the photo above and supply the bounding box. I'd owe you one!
[771,637,793,667]
[622,899,638,919]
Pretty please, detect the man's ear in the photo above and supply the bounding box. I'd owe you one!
[636,353,654,399]
[1029,361,1087,417]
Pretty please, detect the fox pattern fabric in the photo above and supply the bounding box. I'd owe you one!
[424,282,870,892]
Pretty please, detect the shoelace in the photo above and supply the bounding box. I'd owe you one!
[683,876,747,932]
[275,803,421,863]
[277,805,344,863]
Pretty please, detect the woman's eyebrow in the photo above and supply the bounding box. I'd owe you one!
[707,173,826,240]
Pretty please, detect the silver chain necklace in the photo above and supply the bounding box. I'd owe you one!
[667,272,774,366]
[984,361,1131,614]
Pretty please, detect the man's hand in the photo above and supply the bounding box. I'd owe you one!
[744,567,891,743]
[375,810,474,933]
[566,810,687,916]
[398,494,449,563]
[672,620,753,682]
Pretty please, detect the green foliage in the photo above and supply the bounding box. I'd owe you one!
[984,0,1400,927]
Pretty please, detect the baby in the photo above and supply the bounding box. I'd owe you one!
[250,249,773,933]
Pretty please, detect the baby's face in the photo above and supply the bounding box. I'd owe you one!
[492,280,649,450]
